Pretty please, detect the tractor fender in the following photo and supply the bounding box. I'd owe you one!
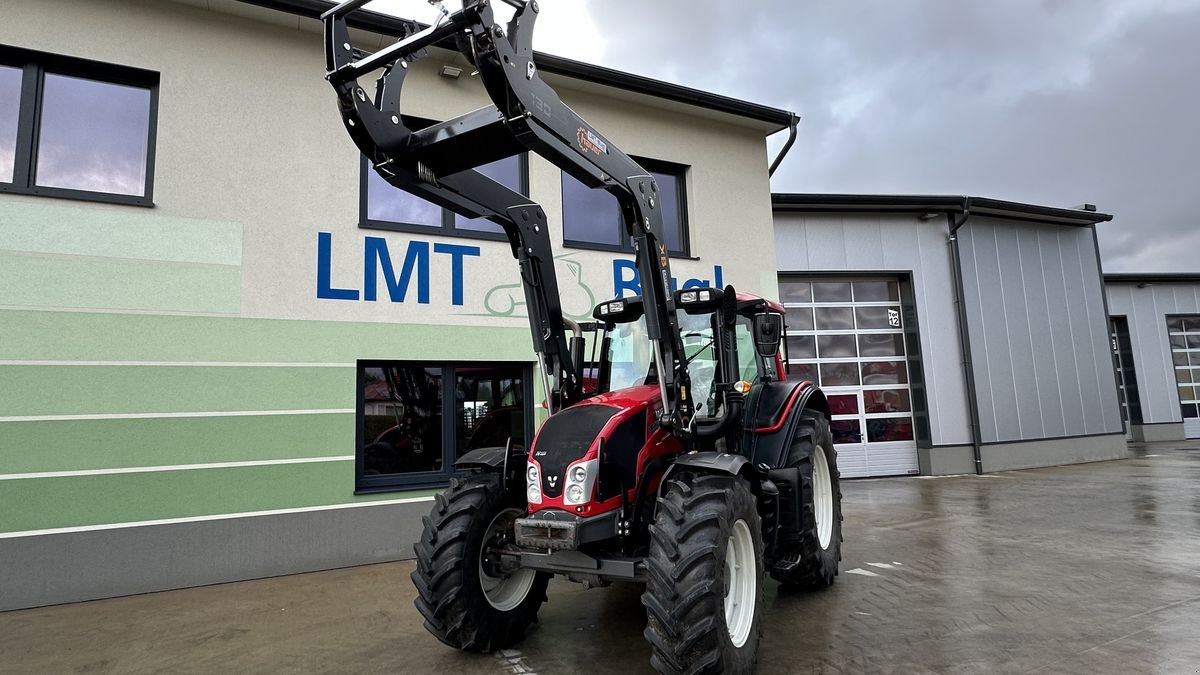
[454,446,508,470]
[657,451,753,500]
[742,380,829,469]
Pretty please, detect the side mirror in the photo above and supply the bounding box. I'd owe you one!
[752,312,783,358]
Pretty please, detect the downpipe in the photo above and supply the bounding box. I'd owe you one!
[768,114,799,177]
[948,197,984,475]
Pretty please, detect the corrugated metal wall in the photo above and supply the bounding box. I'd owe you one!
[957,218,1123,442]
[774,213,972,447]
[1105,282,1200,424]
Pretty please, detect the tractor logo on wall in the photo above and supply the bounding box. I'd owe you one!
[484,252,596,320]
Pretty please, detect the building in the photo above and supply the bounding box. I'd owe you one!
[1104,274,1200,441]
[772,194,1126,478]
[0,0,792,610]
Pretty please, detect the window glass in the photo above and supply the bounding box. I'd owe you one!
[679,312,718,412]
[455,366,526,454]
[828,394,858,415]
[1178,369,1194,385]
[0,65,20,183]
[815,306,854,330]
[1172,351,1189,366]
[867,418,914,442]
[361,366,443,476]
[789,362,818,383]
[651,169,683,253]
[779,281,811,304]
[1192,353,1200,367]
[36,73,151,196]
[561,161,687,254]
[1183,403,1198,419]
[853,281,899,302]
[1167,318,1186,333]
[820,362,859,386]
[607,316,653,390]
[367,168,443,227]
[734,316,761,382]
[1169,333,1187,349]
[1189,335,1200,349]
[562,170,620,245]
[864,389,911,414]
[1186,318,1200,332]
[812,282,852,303]
[1181,386,1197,403]
[786,335,816,359]
[862,361,908,385]
[786,307,815,331]
[455,156,522,234]
[830,419,861,444]
[818,334,857,358]
[856,306,902,330]
[859,334,905,357]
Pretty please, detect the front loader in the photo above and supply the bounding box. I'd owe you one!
[321,2,843,672]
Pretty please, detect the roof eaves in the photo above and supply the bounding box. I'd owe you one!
[771,193,1113,226]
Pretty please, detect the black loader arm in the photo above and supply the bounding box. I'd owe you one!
[321,0,692,426]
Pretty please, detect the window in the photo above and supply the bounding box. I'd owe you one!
[362,117,528,241]
[0,46,157,205]
[357,361,532,491]
[561,157,689,256]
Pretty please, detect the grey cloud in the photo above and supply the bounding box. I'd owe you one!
[568,0,1200,272]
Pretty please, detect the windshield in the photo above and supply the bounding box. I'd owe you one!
[605,311,720,415]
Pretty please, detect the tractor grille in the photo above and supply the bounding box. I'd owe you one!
[532,404,618,498]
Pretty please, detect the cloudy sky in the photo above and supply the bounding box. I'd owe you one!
[379,0,1200,272]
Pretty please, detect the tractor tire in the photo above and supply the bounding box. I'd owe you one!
[643,472,764,675]
[770,410,843,588]
[411,473,549,652]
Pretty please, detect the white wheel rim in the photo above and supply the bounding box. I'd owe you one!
[813,445,834,549]
[723,519,756,648]
[478,508,536,612]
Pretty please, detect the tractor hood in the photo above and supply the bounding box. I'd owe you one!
[527,385,662,515]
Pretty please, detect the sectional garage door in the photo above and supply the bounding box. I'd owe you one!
[779,277,919,478]
[1168,316,1200,439]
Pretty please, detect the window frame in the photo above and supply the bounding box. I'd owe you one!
[561,156,691,258]
[0,45,159,207]
[355,360,535,493]
[358,116,530,243]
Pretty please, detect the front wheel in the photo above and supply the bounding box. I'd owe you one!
[643,472,764,674]
[411,474,549,652]
[770,410,843,588]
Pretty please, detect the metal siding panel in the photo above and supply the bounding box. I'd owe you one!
[1075,232,1122,434]
[1127,285,1174,422]
[774,216,811,272]
[1022,228,1064,438]
[999,226,1044,439]
[958,224,1001,443]
[1044,230,1088,435]
[1058,230,1101,434]
[803,216,848,269]
[841,215,886,270]
[912,225,971,446]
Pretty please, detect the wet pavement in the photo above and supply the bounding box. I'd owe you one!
[3,441,1200,674]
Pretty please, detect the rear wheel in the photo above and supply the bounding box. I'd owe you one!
[411,474,548,652]
[643,472,764,674]
[770,410,843,588]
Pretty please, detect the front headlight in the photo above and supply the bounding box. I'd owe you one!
[526,461,542,504]
[562,458,598,505]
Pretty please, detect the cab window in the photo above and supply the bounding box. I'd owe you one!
[735,316,762,382]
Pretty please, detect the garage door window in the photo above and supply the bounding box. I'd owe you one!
[781,277,918,477]
[357,362,532,491]
[1167,317,1200,437]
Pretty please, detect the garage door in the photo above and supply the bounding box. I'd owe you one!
[1167,316,1200,439]
[779,278,919,478]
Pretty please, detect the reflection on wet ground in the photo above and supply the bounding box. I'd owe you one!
[3,442,1199,674]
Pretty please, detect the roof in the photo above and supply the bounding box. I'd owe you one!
[772,193,1114,227]
[236,0,796,131]
[1104,273,1200,285]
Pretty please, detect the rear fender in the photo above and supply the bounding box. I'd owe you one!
[742,380,828,469]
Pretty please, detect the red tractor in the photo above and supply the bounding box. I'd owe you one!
[322,2,842,671]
